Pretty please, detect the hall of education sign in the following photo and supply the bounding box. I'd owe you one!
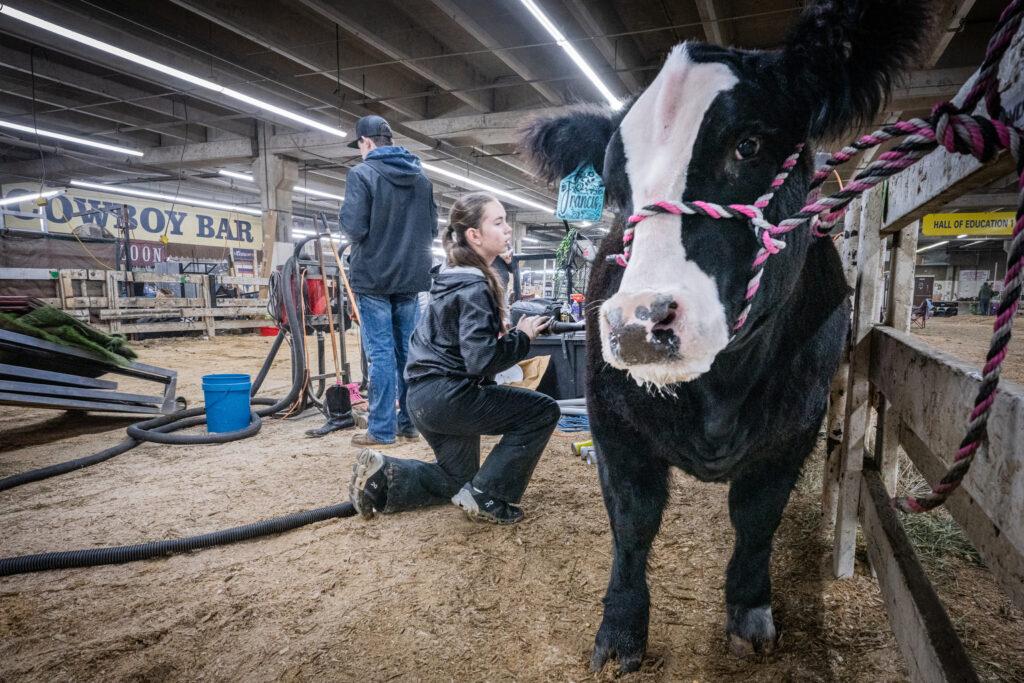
[921,212,1016,237]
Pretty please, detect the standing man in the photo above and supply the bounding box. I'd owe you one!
[978,281,993,315]
[341,115,437,446]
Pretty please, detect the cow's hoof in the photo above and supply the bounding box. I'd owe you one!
[590,619,646,674]
[726,604,776,657]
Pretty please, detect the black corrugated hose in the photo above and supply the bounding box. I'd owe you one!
[0,503,356,576]
[0,240,357,576]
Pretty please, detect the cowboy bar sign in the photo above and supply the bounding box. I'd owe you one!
[1,183,263,250]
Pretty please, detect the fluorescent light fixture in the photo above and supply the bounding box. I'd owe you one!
[70,180,262,216]
[0,189,62,207]
[438,218,448,224]
[432,247,446,256]
[916,240,949,254]
[523,237,540,243]
[421,162,553,213]
[294,186,344,202]
[0,120,143,156]
[957,234,968,239]
[219,169,254,182]
[218,170,343,202]
[0,5,347,139]
[578,221,593,227]
[292,229,316,237]
[518,0,622,110]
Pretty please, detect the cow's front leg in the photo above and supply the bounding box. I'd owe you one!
[725,456,803,656]
[590,435,669,674]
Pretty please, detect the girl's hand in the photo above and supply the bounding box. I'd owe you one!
[516,315,551,340]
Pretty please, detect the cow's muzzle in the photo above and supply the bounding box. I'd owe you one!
[599,286,729,386]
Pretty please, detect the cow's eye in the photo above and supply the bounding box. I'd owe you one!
[735,137,761,160]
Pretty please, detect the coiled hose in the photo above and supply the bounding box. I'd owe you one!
[0,244,357,576]
[0,254,307,493]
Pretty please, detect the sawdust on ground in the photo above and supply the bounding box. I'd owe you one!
[1,331,1021,681]
[914,314,1024,384]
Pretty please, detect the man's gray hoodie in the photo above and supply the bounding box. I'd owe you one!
[340,146,437,295]
[405,266,530,383]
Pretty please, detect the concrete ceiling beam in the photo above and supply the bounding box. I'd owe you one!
[562,0,645,95]
[0,102,160,150]
[695,0,732,47]
[0,75,207,144]
[425,0,564,106]
[167,0,427,120]
[403,105,577,146]
[295,0,495,114]
[0,44,254,139]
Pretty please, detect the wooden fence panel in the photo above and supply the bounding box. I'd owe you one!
[859,468,979,682]
[870,326,1024,608]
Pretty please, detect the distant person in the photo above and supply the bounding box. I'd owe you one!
[348,192,558,525]
[340,115,438,447]
[978,281,993,315]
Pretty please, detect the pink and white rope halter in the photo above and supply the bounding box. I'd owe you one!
[608,144,805,333]
[605,0,1024,515]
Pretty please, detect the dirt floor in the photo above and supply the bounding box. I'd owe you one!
[1,328,1022,681]
[914,314,1024,385]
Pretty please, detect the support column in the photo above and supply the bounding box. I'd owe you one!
[253,123,298,277]
[833,186,885,579]
[510,213,526,252]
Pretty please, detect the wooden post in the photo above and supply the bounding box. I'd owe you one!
[58,271,74,311]
[823,200,862,524]
[202,275,217,338]
[876,221,921,491]
[105,271,120,334]
[833,186,885,579]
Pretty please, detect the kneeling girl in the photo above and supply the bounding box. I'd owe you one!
[348,192,558,524]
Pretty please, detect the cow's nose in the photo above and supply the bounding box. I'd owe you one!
[603,291,681,364]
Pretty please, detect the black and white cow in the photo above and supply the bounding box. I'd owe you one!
[522,0,932,673]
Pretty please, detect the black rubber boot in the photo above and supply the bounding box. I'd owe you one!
[305,384,355,437]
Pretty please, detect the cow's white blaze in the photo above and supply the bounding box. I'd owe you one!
[601,44,739,386]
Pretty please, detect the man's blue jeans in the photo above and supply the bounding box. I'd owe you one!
[357,293,418,443]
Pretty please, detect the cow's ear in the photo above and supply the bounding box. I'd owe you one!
[520,106,618,184]
[783,0,934,140]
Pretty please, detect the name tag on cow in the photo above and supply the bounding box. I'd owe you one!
[556,164,605,222]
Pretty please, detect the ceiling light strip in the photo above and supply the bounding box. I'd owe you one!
[0,120,143,156]
[421,162,553,213]
[70,180,262,216]
[518,0,622,110]
[219,170,344,202]
[293,186,344,201]
[218,169,254,182]
[0,189,62,207]
[0,5,347,139]
[916,240,949,254]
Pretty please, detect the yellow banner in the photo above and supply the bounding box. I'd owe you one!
[922,212,1016,237]
[1,183,263,250]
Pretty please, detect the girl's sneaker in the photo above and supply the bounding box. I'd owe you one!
[349,449,388,519]
[451,483,524,525]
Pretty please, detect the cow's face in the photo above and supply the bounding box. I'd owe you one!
[521,0,930,387]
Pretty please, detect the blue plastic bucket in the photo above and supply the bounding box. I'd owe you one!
[202,373,252,433]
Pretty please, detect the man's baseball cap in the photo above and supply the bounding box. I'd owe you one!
[347,115,393,149]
